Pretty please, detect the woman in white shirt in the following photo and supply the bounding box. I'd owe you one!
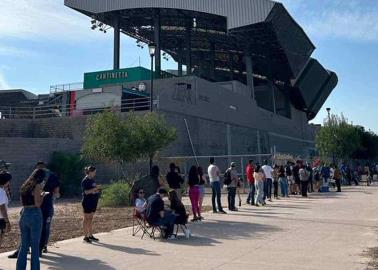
[254,166,266,206]
[135,189,147,214]
[0,171,12,247]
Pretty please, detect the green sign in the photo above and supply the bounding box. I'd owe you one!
[83,67,152,89]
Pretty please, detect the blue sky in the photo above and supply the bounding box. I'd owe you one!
[0,0,377,131]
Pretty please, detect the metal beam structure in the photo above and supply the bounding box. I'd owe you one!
[113,15,120,70]
[64,0,338,120]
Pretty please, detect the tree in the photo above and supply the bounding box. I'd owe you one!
[316,114,361,162]
[352,127,378,160]
[137,112,177,169]
[82,111,176,176]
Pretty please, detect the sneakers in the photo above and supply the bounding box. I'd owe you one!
[8,250,19,259]
[83,237,92,243]
[42,246,48,253]
[219,209,227,214]
[191,217,199,222]
[167,235,177,240]
[89,235,99,242]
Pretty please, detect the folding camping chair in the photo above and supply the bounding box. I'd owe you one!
[174,214,189,238]
[132,208,162,240]
[132,208,151,239]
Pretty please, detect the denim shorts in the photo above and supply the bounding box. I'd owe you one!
[198,185,205,198]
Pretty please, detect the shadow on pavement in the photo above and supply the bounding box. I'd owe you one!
[173,218,282,245]
[42,252,116,270]
[92,242,160,256]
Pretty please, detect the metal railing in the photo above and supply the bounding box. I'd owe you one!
[49,82,84,94]
[0,97,151,120]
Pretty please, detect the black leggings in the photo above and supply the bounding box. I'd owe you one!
[273,182,279,198]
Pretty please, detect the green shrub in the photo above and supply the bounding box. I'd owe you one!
[100,181,132,207]
[48,152,86,197]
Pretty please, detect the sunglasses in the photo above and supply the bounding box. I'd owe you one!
[139,191,145,194]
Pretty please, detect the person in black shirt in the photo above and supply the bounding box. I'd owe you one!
[81,166,101,243]
[292,161,301,195]
[146,188,176,239]
[166,163,184,199]
[40,171,60,254]
[168,190,188,225]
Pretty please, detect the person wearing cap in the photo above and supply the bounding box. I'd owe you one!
[0,171,12,247]
[227,162,239,211]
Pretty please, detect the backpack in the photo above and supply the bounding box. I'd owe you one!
[223,169,232,186]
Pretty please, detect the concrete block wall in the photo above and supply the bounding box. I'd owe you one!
[0,137,82,195]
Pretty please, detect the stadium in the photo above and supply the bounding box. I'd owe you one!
[0,0,338,190]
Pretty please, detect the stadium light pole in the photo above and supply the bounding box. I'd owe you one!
[326,107,336,165]
[148,43,156,173]
[326,107,331,121]
[149,43,156,112]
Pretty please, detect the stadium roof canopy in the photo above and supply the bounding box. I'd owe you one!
[64,0,338,119]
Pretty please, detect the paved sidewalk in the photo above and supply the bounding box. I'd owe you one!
[1,186,378,270]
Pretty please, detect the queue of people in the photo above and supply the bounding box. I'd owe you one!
[1,157,376,270]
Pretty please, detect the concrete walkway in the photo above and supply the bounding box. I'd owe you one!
[1,186,378,270]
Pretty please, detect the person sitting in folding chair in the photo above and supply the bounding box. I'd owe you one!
[168,190,189,237]
[132,189,150,238]
[146,188,176,240]
[135,189,147,214]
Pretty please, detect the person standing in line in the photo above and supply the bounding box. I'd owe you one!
[333,165,342,192]
[254,165,265,206]
[197,166,207,211]
[285,162,294,195]
[262,160,273,202]
[16,169,46,270]
[246,160,255,205]
[306,163,314,193]
[166,163,184,199]
[364,164,371,186]
[272,165,279,199]
[0,171,12,248]
[131,165,162,203]
[188,166,202,221]
[320,163,331,189]
[278,165,289,198]
[81,166,102,243]
[8,161,48,260]
[226,162,239,211]
[313,166,321,192]
[208,158,226,214]
[39,170,60,254]
[299,162,309,198]
[292,161,301,195]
